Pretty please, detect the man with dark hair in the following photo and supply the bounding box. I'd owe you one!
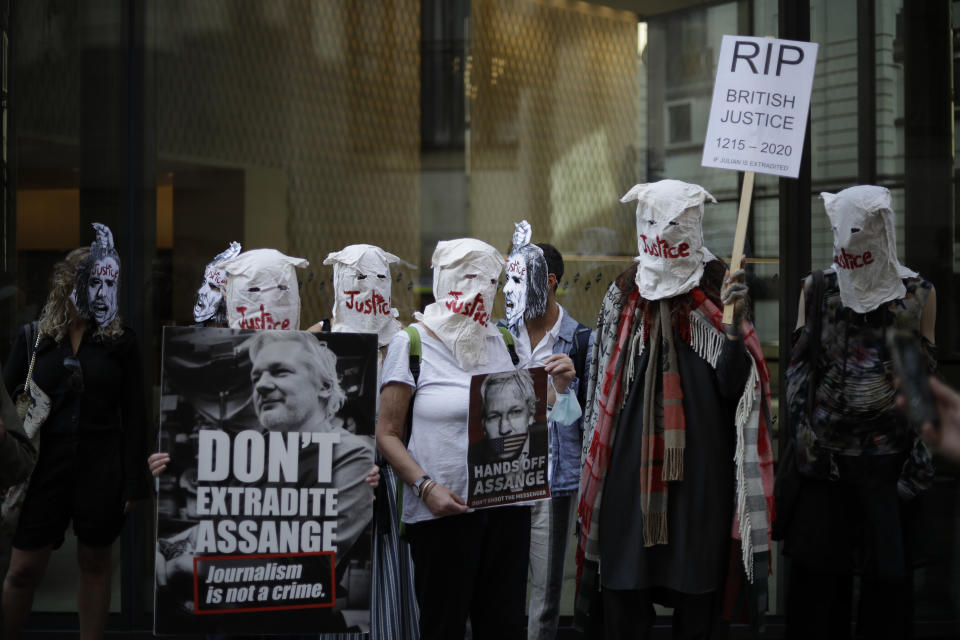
[500,222,591,640]
[535,243,565,289]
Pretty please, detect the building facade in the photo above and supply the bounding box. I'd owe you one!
[1,0,957,636]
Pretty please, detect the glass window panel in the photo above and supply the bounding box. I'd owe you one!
[876,0,904,181]
[809,0,858,186]
[10,0,123,616]
[651,4,741,200]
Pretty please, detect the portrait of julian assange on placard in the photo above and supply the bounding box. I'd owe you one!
[467,366,550,508]
[153,327,377,636]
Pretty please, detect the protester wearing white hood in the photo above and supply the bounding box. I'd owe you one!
[782,185,936,639]
[577,180,774,638]
[321,244,403,346]
[317,243,419,640]
[378,238,574,639]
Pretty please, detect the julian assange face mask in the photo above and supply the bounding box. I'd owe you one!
[620,179,717,300]
[221,249,309,330]
[823,185,916,313]
[74,222,121,327]
[415,238,504,370]
[503,220,548,331]
[323,244,402,346]
[194,241,242,324]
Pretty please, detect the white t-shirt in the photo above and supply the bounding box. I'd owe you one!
[380,325,518,524]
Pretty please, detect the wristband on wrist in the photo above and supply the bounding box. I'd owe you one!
[421,480,437,501]
[412,474,432,497]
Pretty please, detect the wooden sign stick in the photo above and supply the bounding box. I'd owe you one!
[722,170,755,324]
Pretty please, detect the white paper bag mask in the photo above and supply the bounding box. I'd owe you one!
[74,222,121,327]
[621,179,717,300]
[415,238,504,370]
[323,244,402,346]
[504,220,549,332]
[822,185,916,313]
[221,248,309,330]
[194,241,242,324]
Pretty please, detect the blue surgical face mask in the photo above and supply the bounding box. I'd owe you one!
[547,380,581,426]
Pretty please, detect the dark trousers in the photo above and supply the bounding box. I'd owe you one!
[601,588,723,640]
[785,562,913,640]
[783,454,915,640]
[406,506,531,640]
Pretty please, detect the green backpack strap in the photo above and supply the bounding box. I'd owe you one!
[404,325,422,383]
[397,326,423,537]
[497,326,520,366]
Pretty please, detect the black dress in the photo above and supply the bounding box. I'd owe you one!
[3,324,152,549]
[599,331,749,595]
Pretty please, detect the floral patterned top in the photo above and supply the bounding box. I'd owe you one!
[785,271,935,498]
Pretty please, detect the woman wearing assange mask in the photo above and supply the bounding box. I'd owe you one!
[577,180,775,638]
[378,239,574,639]
[3,224,151,639]
[782,186,936,639]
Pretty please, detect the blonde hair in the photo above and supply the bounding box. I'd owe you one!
[37,248,124,342]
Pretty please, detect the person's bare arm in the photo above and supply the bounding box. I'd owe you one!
[795,289,806,331]
[922,377,960,462]
[376,382,467,517]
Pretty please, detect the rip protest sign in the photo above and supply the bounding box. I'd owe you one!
[154,326,376,636]
[701,35,818,178]
[466,367,550,508]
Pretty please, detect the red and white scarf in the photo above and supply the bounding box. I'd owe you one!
[577,283,775,586]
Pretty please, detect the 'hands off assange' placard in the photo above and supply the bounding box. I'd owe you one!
[467,367,550,508]
[702,35,818,178]
[154,327,376,636]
